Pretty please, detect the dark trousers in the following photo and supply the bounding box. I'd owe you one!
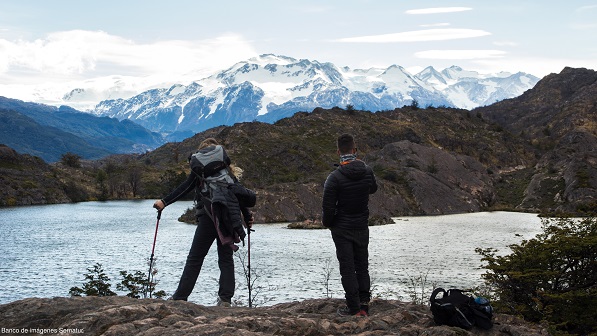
[172,214,235,302]
[331,227,371,312]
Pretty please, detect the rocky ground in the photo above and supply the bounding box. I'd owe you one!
[0,296,548,336]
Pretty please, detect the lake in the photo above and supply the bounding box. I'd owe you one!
[0,200,544,306]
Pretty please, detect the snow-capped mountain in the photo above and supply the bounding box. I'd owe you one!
[91,54,539,140]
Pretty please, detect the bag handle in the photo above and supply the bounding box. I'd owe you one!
[430,287,446,303]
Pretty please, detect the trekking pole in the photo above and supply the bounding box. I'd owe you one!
[146,209,162,298]
[247,226,254,307]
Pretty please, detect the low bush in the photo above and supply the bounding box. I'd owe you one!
[69,262,167,299]
[477,216,597,335]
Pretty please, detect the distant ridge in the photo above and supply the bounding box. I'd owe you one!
[87,54,539,140]
[0,96,165,162]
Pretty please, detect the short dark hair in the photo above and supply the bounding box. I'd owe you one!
[337,133,355,154]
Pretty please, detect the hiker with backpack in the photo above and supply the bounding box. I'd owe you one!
[153,138,255,306]
[322,133,378,316]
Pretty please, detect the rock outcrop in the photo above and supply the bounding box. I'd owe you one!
[475,67,597,214]
[366,141,496,215]
[0,145,71,206]
[0,296,548,336]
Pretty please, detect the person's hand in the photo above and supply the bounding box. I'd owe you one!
[153,200,165,211]
[245,212,254,229]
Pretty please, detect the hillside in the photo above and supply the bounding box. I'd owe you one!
[0,96,164,162]
[0,145,71,206]
[0,109,112,162]
[475,67,597,214]
[141,105,534,222]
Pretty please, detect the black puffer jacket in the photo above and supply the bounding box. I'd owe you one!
[322,160,378,230]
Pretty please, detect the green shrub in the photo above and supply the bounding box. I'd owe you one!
[116,270,166,299]
[116,270,149,299]
[69,263,167,299]
[477,216,597,335]
[69,263,116,297]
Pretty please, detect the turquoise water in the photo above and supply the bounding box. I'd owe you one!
[0,200,543,306]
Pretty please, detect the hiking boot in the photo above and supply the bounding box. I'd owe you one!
[337,306,367,317]
[168,296,187,301]
[355,309,368,317]
[217,298,231,307]
[360,302,369,315]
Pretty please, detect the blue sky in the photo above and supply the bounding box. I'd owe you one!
[1,0,596,104]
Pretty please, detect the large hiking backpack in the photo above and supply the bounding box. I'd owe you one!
[189,145,230,179]
[430,288,493,330]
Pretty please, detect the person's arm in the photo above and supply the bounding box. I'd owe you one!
[153,172,199,211]
[322,173,338,227]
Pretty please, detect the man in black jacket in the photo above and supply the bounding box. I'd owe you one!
[322,133,378,316]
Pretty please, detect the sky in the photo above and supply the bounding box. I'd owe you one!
[1,0,596,107]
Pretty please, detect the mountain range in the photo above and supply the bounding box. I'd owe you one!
[0,96,164,162]
[88,54,539,141]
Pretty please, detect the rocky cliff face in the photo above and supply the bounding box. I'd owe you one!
[367,141,495,216]
[0,296,547,336]
[0,145,70,206]
[475,67,597,214]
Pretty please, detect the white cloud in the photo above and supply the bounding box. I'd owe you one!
[335,29,491,43]
[576,5,597,12]
[0,30,258,108]
[0,30,103,75]
[415,50,506,60]
[405,7,472,15]
[570,23,597,30]
[0,30,257,83]
[294,4,332,13]
[571,23,597,30]
[471,57,597,77]
[420,23,451,28]
[493,40,519,47]
[571,5,597,30]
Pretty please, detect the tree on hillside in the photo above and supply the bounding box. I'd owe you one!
[477,216,597,335]
[128,164,142,197]
[96,169,109,201]
[61,152,81,168]
[409,99,420,110]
